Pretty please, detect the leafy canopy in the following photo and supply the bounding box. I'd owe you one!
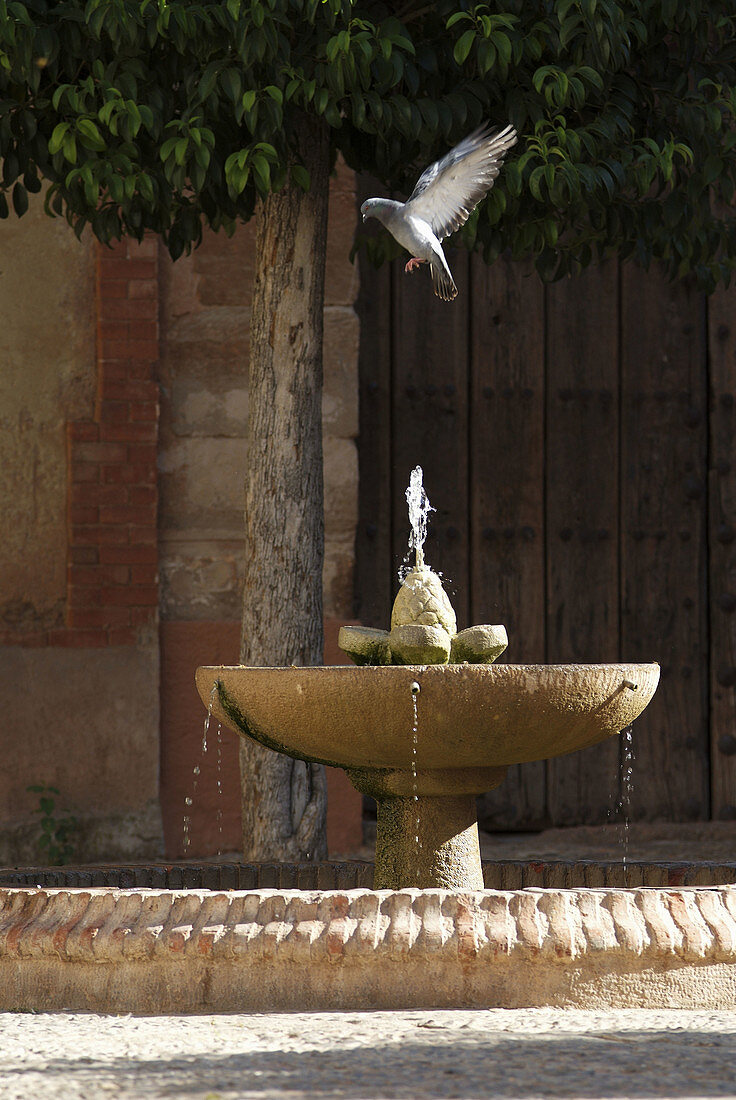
[1,0,735,287]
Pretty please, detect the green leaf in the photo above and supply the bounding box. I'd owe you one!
[529,166,545,202]
[252,154,270,194]
[453,29,475,66]
[220,68,242,104]
[62,133,77,164]
[160,137,178,161]
[23,166,41,193]
[418,99,439,132]
[290,164,310,191]
[446,11,472,30]
[77,118,105,151]
[12,180,28,215]
[314,88,328,115]
[51,84,70,111]
[48,122,69,156]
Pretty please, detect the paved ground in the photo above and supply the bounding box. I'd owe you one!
[477,821,736,864]
[2,1009,736,1099]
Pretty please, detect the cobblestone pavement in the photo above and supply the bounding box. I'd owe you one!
[2,1009,736,1099]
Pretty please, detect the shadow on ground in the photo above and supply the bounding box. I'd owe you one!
[5,1023,736,1098]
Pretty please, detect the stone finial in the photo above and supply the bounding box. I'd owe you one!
[339,564,508,666]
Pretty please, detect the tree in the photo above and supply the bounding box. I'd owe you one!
[2,0,735,859]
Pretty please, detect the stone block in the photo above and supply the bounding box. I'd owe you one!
[169,376,249,440]
[158,436,248,537]
[323,436,358,539]
[194,221,257,308]
[323,306,359,438]
[323,537,357,620]
[325,160,359,308]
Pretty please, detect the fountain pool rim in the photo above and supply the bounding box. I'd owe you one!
[1,873,735,1013]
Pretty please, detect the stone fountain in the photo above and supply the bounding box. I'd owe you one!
[3,470,736,1013]
[195,468,659,891]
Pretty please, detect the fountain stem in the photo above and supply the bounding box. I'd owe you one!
[374,793,484,890]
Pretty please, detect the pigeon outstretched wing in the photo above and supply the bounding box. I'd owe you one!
[406,124,517,242]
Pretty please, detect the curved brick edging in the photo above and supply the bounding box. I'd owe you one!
[1,885,736,1013]
[3,858,734,891]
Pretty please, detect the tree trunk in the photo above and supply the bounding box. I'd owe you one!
[239,118,330,861]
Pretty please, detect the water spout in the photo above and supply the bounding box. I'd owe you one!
[405,465,434,570]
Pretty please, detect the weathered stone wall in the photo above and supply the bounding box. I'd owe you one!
[0,166,362,866]
[158,160,359,623]
[0,202,163,865]
[0,197,96,635]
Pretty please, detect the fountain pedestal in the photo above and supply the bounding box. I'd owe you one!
[347,764,507,889]
[375,795,483,890]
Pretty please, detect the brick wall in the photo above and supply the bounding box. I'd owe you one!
[1,237,161,648]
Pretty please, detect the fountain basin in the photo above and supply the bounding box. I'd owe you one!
[196,663,659,772]
[195,663,659,890]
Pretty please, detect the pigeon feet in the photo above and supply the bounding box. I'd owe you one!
[404,258,424,273]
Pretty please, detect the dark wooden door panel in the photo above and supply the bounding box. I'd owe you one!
[620,263,709,821]
[708,287,736,821]
[354,179,394,629]
[391,249,471,624]
[470,254,548,830]
[545,262,622,825]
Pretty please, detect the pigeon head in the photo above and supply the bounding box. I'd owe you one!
[360,198,394,225]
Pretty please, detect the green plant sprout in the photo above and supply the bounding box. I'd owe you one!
[26,785,78,866]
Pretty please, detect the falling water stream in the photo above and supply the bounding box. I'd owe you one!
[620,724,635,883]
[183,681,223,856]
[410,681,422,852]
[608,722,635,884]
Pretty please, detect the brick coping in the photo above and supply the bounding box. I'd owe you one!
[2,859,735,891]
[1,883,735,1011]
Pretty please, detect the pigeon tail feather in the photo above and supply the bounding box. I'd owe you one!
[431,263,458,302]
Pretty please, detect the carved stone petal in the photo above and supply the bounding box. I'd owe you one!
[388,624,452,665]
[337,625,391,666]
[451,625,508,664]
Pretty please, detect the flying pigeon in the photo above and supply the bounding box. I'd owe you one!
[361,123,517,301]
